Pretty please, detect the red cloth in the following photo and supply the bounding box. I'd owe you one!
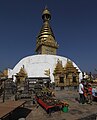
[88,87,92,95]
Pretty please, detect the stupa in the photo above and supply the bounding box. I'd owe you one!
[8,7,82,87]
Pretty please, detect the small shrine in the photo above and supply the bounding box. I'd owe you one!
[53,59,80,88]
[15,65,28,86]
[0,69,8,78]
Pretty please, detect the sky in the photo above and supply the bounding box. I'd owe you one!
[0,0,97,74]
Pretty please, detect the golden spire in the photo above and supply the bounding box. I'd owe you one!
[16,66,27,77]
[65,59,78,73]
[53,59,64,74]
[35,7,58,55]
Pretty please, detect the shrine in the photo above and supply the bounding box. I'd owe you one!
[5,7,82,87]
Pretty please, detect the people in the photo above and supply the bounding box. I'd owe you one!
[83,82,88,103]
[79,80,85,104]
[87,83,92,104]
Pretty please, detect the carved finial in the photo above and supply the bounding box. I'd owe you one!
[42,7,51,21]
[45,5,48,9]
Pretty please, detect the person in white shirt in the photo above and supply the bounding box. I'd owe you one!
[79,80,85,104]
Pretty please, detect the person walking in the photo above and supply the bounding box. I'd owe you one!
[79,80,85,104]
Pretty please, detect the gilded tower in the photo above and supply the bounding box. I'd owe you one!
[53,59,80,88]
[35,7,58,55]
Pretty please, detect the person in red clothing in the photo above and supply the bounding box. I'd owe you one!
[87,83,92,104]
[83,83,88,103]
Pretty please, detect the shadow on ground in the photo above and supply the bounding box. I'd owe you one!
[77,113,97,120]
[4,107,32,120]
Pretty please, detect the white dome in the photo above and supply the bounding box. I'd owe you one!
[8,55,82,82]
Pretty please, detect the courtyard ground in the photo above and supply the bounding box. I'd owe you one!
[25,89,97,120]
[1,88,97,120]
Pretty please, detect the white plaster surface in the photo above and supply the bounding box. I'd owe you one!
[8,55,82,82]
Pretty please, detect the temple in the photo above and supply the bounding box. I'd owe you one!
[1,7,82,89]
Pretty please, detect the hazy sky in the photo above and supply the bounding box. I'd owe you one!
[0,0,97,74]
